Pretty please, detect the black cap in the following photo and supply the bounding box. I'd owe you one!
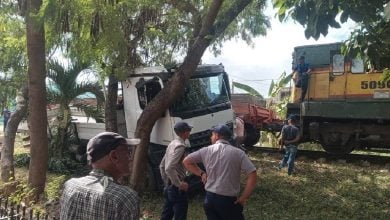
[87,132,140,162]
[174,121,193,132]
[210,124,232,138]
[287,115,298,122]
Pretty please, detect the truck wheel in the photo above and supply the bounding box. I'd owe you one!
[244,123,260,147]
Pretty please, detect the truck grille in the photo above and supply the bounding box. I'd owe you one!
[188,122,233,153]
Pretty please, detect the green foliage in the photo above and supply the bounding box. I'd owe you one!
[273,0,387,40]
[342,20,390,70]
[232,81,263,97]
[273,0,390,70]
[0,1,27,110]
[14,153,31,168]
[14,152,83,174]
[383,68,390,81]
[46,59,104,157]
[47,157,83,174]
[9,181,35,205]
[45,175,67,201]
[268,71,292,117]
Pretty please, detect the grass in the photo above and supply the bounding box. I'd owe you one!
[2,140,389,219]
[141,151,390,220]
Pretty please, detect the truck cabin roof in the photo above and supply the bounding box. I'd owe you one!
[129,64,226,79]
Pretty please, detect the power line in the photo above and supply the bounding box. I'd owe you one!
[228,73,276,82]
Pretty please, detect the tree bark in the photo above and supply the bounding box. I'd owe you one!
[105,73,118,132]
[130,0,255,192]
[1,84,28,182]
[26,0,48,199]
[130,0,224,192]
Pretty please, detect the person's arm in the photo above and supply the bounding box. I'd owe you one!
[159,155,168,186]
[279,126,286,150]
[285,135,300,145]
[235,171,257,206]
[165,145,186,188]
[284,127,300,144]
[183,152,207,184]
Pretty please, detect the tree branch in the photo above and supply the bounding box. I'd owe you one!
[212,0,252,38]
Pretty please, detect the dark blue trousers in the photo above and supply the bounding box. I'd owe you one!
[204,191,244,220]
[161,185,188,220]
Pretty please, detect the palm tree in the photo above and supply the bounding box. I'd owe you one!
[46,59,104,157]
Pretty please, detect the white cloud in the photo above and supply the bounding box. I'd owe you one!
[203,6,356,97]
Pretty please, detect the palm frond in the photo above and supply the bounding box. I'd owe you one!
[232,81,263,98]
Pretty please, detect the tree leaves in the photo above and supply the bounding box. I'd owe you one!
[273,0,387,40]
[273,0,390,70]
[232,81,263,98]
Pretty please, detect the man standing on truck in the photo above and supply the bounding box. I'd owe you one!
[183,124,257,220]
[160,121,193,220]
[293,56,311,102]
[60,132,140,220]
[277,115,300,175]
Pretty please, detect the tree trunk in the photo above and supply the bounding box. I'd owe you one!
[105,73,118,132]
[131,0,225,192]
[1,84,28,182]
[26,0,48,199]
[130,0,254,192]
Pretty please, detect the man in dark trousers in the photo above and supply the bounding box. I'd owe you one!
[277,115,300,175]
[183,124,257,220]
[160,121,193,220]
[293,56,311,102]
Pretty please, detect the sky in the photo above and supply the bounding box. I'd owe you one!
[202,2,357,97]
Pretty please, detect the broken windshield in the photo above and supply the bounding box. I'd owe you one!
[171,73,230,115]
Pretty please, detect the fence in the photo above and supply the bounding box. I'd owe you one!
[0,197,55,220]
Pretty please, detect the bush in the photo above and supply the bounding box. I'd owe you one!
[47,157,84,174]
[14,152,85,174]
[45,175,67,201]
[14,153,30,167]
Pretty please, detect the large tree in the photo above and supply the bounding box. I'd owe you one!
[131,0,269,191]
[26,0,48,198]
[42,0,269,191]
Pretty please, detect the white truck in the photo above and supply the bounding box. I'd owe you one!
[75,64,235,190]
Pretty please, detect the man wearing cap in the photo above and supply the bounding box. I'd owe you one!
[60,132,140,220]
[183,124,257,220]
[293,56,311,102]
[160,121,193,220]
[277,115,300,175]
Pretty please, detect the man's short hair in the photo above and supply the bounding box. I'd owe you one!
[287,115,298,123]
[87,132,140,162]
[174,121,193,133]
[211,124,232,139]
[299,56,305,60]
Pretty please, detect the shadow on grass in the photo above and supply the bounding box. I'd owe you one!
[141,152,389,220]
